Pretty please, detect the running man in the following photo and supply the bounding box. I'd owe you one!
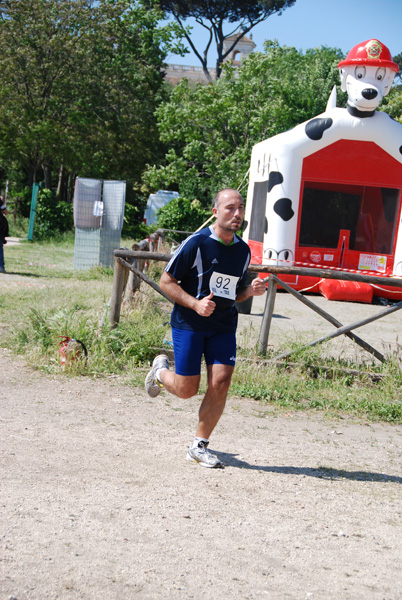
[145,188,266,467]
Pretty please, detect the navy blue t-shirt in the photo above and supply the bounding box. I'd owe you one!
[165,226,251,333]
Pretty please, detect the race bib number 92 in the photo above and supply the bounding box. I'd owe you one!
[209,271,239,300]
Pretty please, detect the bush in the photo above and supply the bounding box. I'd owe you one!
[121,201,151,241]
[13,300,169,374]
[156,197,209,232]
[34,189,73,240]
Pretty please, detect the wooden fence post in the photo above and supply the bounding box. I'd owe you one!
[258,275,278,355]
[109,256,127,327]
[117,256,174,303]
[124,240,148,304]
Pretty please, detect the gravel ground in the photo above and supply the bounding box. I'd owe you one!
[1,345,401,600]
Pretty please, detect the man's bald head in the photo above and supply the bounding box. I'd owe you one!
[212,188,242,210]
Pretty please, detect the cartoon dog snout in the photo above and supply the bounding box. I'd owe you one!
[362,88,378,100]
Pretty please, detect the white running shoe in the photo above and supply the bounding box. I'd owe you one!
[186,441,223,468]
[145,354,169,398]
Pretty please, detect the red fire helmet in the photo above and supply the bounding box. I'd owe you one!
[338,39,399,72]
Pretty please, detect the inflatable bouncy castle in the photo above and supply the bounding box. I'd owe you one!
[243,40,402,302]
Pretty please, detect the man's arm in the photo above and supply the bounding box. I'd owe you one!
[236,276,267,302]
[160,271,216,317]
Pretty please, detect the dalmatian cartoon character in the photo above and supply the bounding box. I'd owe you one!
[338,39,397,117]
[243,39,402,299]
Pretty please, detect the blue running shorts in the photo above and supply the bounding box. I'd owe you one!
[172,328,236,376]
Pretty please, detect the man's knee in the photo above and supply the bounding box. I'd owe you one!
[207,365,234,393]
[174,375,200,399]
[210,378,232,396]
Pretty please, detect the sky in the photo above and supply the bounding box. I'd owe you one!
[166,0,402,67]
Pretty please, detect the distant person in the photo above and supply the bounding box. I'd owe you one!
[0,196,9,273]
[145,188,266,468]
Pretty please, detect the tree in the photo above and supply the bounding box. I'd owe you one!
[381,88,402,124]
[62,0,185,185]
[379,52,402,123]
[157,197,209,231]
[147,0,297,81]
[0,0,94,188]
[0,0,185,198]
[393,52,402,84]
[143,42,345,204]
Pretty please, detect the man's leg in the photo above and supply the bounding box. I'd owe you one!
[154,328,203,398]
[159,370,200,399]
[186,363,233,468]
[0,241,4,272]
[159,361,233,434]
[144,330,234,467]
[196,363,234,440]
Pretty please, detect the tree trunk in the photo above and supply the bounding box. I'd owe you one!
[27,158,38,187]
[202,63,213,83]
[124,240,149,304]
[68,171,76,203]
[56,165,63,199]
[42,163,52,189]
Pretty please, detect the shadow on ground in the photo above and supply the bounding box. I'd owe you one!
[215,452,402,483]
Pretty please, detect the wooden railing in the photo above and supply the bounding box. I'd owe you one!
[110,248,402,362]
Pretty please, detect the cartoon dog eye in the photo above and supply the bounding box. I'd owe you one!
[376,67,386,81]
[355,66,366,79]
[278,249,293,262]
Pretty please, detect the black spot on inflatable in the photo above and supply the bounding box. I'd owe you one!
[268,171,284,193]
[305,118,333,141]
[274,198,294,222]
[400,145,402,155]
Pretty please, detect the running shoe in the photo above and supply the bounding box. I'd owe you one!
[145,354,169,397]
[186,440,223,468]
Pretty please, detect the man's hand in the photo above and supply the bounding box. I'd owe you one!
[160,272,216,316]
[250,277,268,297]
[196,292,216,317]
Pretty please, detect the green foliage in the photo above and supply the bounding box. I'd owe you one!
[0,0,187,188]
[34,189,73,240]
[121,200,150,241]
[380,86,402,123]
[7,216,29,239]
[143,41,346,204]
[13,301,169,374]
[393,52,402,84]
[156,197,210,231]
[231,355,402,423]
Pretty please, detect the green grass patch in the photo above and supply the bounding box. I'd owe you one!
[11,301,170,376]
[5,233,77,278]
[231,352,402,423]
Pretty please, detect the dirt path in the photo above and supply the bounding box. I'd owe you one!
[1,346,401,600]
